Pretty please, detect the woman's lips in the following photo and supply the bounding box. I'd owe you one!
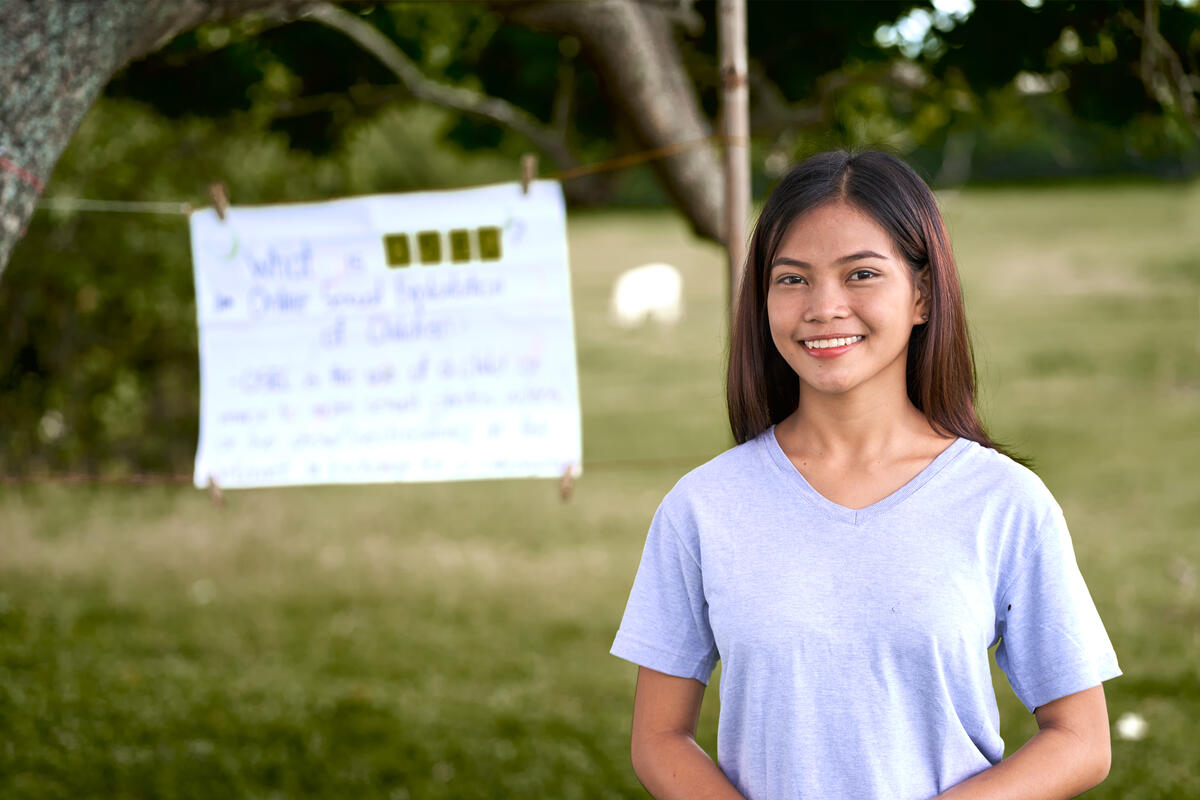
[801,335,863,359]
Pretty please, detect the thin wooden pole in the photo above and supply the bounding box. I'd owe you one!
[719,0,750,322]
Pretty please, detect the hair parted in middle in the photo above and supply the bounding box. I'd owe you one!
[727,149,1013,458]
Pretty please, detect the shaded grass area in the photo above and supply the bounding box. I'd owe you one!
[2,182,1199,797]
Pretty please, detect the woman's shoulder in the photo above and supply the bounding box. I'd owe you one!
[657,429,776,513]
[677,428,774,485]
[950,437,1061,514]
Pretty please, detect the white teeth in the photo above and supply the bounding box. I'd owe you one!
[804,336,862,349]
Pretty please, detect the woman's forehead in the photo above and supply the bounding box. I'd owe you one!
[774,202,899,261]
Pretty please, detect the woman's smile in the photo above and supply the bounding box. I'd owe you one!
[802,334,865,358]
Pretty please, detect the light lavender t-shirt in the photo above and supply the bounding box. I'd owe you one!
[611,428,1121,800]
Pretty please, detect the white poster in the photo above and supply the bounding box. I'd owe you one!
[188,181,581,489]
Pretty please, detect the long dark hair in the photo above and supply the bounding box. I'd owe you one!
[727,149,1015,459]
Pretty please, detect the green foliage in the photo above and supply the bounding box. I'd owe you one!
[747,0,1199,181]
[104,4,612,161]
[97,1,1200,194]
[1,189,1199,797]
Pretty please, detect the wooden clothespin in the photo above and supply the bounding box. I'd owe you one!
[520,153,538,195]
[209,182,230,221]
[559,463,576,502]
[206,475,224,507]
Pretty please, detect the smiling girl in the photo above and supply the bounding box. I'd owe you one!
[610,150,1121,800]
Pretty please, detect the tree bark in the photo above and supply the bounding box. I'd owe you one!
[0,0,332,278]
[494,0,725,244]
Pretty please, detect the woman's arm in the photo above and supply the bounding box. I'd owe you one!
[629,666,747,800]
[934,685,1111,800]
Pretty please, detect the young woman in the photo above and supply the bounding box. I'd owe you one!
[610,150,1121,800]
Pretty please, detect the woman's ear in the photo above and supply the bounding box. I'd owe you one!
[913,267,932,324]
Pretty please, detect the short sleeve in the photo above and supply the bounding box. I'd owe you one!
[994,505,1122,713]
[610,504,719,684]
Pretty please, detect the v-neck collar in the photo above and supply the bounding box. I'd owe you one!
[762,425,971,526]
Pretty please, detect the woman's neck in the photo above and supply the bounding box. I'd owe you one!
[779,383,943,461]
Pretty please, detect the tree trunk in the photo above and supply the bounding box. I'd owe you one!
[0,0,325,279]
[494,0,725,244]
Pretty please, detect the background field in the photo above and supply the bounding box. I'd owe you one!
[2,182,1199,798]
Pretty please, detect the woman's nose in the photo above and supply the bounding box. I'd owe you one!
[802,282,850,323]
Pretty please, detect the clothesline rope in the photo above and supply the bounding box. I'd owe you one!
[35,197,193,215]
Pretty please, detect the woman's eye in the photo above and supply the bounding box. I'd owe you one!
[776,275,805,285]
[848,270,877,281]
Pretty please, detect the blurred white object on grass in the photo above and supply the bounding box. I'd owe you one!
[1115,711,1148,741]
[610,263,683,328]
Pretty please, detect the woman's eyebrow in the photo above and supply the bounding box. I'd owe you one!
[770,250,890,269]
[838,250,889,263]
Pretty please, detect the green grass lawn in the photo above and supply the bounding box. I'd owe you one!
[2,181,1199,798]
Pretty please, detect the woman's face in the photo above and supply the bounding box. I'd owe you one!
[766,201,928,401]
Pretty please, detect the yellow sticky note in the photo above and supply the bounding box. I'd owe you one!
[417,231,442,264]
[450,229,471,263]
[383,234,411,267]
[478,227,501,261]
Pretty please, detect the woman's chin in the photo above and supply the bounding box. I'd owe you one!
[796,371,860,396]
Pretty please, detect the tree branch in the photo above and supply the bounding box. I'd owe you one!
[1120,0,1200,137]
[551,39,579,138]
[494,0,724,243]
[304,3,581,174]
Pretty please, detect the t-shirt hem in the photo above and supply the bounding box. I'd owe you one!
[1013,652,1123,713]
[610,630,717,685]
